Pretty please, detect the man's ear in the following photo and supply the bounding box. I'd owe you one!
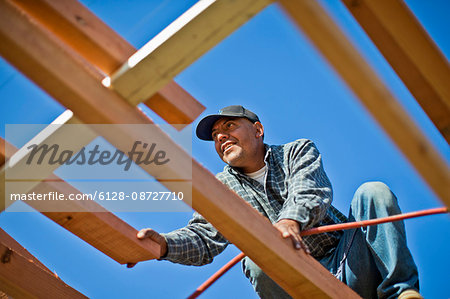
[254,122,264,138]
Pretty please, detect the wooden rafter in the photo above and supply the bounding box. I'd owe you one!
[109,0,274,105]
[279,0,450,207]
[0,1,359,296]
[0,229,87,298]
[1,138,161,264]
[11,0,205,128]
[0,111,95,212]
[341,0,450,143]
[32,178,161,264]
[0,138,14,167]
[0,228,51,273]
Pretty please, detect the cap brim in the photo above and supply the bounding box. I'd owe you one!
[196,114,223,141]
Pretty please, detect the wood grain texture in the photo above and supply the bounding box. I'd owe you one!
[0,230,87,298]
[12,0,205,128]
[0,114,96,212]
[279,0,450,207]
[342,0,450,143]
[110,0,273,105]
[0,138,161,264]
[0,228,51,274]
[0,1,359,297]
[32,178,162,264]
[0,138,15,167]
[190,162,360,298]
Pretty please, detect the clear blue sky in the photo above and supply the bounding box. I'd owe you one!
[0,0,449,298]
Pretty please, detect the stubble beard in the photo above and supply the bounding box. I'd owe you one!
[222,147,244,167]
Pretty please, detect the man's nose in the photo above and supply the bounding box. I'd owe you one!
[217,132,228,143]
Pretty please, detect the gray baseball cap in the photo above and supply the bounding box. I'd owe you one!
[196,105,260,141]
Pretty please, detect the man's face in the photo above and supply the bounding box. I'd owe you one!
[211,117,263,172]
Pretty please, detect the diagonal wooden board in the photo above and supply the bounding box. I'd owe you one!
[341,0,450,143]
[0,111,97,212]
[108,0,274,105]
[12,0,205,129]
[1,138,161,264]
[0,228,87,298]
[278,0,450,207]
[0,1,359,297]
[0,228,52,274]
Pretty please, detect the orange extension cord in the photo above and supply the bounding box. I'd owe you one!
[188,207,448,299]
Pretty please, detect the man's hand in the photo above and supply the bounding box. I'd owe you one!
[274,219,310,254]
[137,228,168,257]
[127,228,168,268]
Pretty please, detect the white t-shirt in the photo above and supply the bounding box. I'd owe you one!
[245,165,267,185]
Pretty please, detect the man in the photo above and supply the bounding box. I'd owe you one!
[137,105,422,299]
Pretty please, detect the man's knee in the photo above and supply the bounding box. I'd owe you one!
[351,181,399,215]
[242,257,292,298]
[242,257,267,284]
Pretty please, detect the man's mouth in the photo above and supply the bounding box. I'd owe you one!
[222,142,235,154]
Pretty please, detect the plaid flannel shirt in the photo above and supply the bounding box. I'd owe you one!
[161,139,347,266]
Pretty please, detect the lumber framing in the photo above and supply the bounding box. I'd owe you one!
[0,0,359,297]
[0,228,51,273]
[279,0,450,207]
[0,138,14,167]
[32,178,162,264]
[0,229,87,298]
[1,111,96,212]
[0,138,161,264]
[109,0,273,105]
[341,0,450,143]
[11,0,205,128]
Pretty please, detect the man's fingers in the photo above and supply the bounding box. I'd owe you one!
[274,219,310,254]
[294,234,310,254]
[137,228,158,240]
[274,222,290,238]
[287,226,310,254]
[302,241,311,254]
[297,236,310,254]
[137,229,148,239]
[136,228,168,258]
[278,224,302,250]
[288,226,301,249]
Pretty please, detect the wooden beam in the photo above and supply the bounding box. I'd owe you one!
[279,0,450,206]
[12,0,130,75]
[109,0,273,105]
[0,138,161,264]
[0,138,15,167]
[0,229,87,298]
[31,177,161,264]
[341,0,450,143]
[12,0,205,128]
[1,111,96,212]
[190,163,360,298]
[144,80,206,126]
[0,0,194,192]
[0,228,51,274]
[0,1,359,297]
[0,137,6,211]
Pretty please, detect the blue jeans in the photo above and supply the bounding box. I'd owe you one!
[242,182,419,299]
